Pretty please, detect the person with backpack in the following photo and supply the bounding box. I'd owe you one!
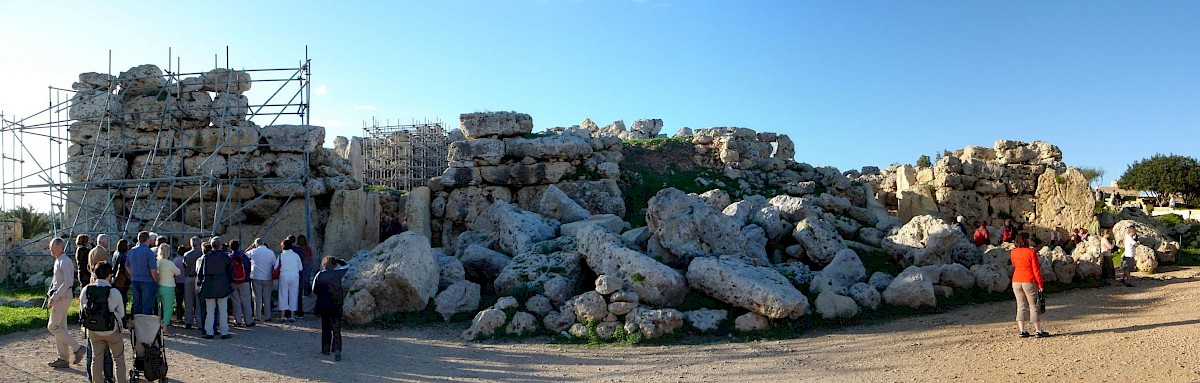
[46,237,86,369]
[228,240,254,327]
[80,262,128,383]
[312,256,349,361]
[197,237,234,339]
[155,244,181,330]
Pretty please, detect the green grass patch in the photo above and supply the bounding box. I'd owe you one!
[364,184,405,197]
[1154,213,1192,227]
[0,288,80,336]
[1178,248,1200,266]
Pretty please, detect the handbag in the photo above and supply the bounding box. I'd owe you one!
[272,258,281,280]
[1035,291,1046,314]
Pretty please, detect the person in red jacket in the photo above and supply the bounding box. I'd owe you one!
[972,221,991,247]
[1000,219,1017,243]
[1010,232,1049,338]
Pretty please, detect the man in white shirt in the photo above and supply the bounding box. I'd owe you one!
[246,238,277,322]
[1121,227,1138,287]
[80,262,128,383]
[46,237,85,368]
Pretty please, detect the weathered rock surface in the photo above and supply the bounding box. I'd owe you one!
[577,225,688,307]
[686,256,809,319]
[460,112,534,139]
[539,184,591,224]
[647,188,768,266]
[468,200,559,256]
[627,307,684,339]
[815,290,861,319]
[343,232,439,325]
[434,280,481,321]
[792,217,847,267]
[685,308,728,332]
[734,312,769,332]
[882,215,981,267]
[461,308,506,340]
[882,266,937,309]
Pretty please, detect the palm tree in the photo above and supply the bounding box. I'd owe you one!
[0,206,54,239]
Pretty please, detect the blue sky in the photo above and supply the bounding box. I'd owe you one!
[2,1,1198,209]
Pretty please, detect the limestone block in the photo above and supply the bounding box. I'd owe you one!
[127,198,180,222]
[196,121,261,154]
[447,138,504,165]
[405,186,433,240]
[200,68,252,94]
[344,232,438,325]
[503,134,593,161]
[210,92,248,125]
[577,225,688,307]
[460,112,533,139]
[260,125,325,153]
[129,154,182,179]
[687,256,809,319]
[882,266,937,309]
[117,64,166,96]
[67,155,129,182]
[434,280,480,321]
[69,91,123,123]
[734,312,769,332]
[183,154,228,177]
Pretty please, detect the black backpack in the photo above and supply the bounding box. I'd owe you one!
[81,285,117,332]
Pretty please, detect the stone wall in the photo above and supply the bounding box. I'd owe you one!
[428,112,625,249]
[64,64,361,249]
[868,140,1096,242]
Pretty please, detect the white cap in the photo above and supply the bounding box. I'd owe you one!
[956,216,964,223]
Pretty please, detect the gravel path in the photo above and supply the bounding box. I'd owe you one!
[2,268,1198,383]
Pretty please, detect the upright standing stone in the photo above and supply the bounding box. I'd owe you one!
[406,186,432,240]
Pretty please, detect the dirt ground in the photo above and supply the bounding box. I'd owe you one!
[1,269,1198,383]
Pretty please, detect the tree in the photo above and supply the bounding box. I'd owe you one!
[1079,167,1106,187]
[0,205,54,239]
[916,155,932,168]
[1116,154,1200,206]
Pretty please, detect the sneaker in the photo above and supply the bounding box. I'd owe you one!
[1018,331,1031,338]
[220,334,232,339]
[47,359,69,368]
[334,352,342,362]
[1035,331,1052,338]
[202,334,214,339]
[247,322,256,328]
[73,346,86,364]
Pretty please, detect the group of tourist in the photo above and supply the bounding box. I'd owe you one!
[44,230,351,381]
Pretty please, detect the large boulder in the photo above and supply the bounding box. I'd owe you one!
[460,111,534,139]
[577,225,688,307]
[938,263,976,290]
[1113,220,1180,264]
[458,244,512,282]
[686,256,809,319]
[970,264,1009,293]
[882,215,981,267]
[685,308,727,332]
[814,290,860,319]
[493,236,581,302]
[461,308,507,340]
[260,125,324,153]
[434,280,481,321]
[1133,243,1159,273]
[791,217,847,267]
[468,200,559,256]
[1071,236,1105,279]
[1032,168,1098,243]
[646,188,768,266]
[343,232,439,325]
[627,307,685,339]
[560,214,628,237]
[882,266,937,309]
[571,291,610,323]
[815,249,866,292]
[539,184,591,224]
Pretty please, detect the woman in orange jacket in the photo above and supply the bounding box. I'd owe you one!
[1010,232,1049,338]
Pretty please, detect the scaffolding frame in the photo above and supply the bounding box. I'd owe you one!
[362,118,448,191]
[0,48,314,283]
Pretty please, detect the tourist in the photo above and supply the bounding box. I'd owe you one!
[182,237,203,329]
[79,262,127,383]
[75,234,92,290]
[88,234,110,275]
[247,238,276,322]
[45,237,86,368]
[1121,227,1138,287]
[972,221,991,247]
[127,231,160,316]
[197,237,233,339]
[312,256,349,361]
[276,238,304,322]
[172,245,188,323]
[955,216,969,238]
[380,215,395,242]
[1010,232,1049,338]
[228,240,254,327]
[296,235,315,318]
[110,238,132,303]
[1000,219,1017,243]
[155,244,181,330]
[1049,225,1063,248]
[1100,229,1116,283]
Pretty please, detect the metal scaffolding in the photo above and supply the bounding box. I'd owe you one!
[0,48,314,281]
[362,118,448,191]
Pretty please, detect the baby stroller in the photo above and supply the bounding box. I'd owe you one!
[128,314,169,382]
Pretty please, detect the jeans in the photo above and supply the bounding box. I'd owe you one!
[130,281,158,316]
[158,285,175,326]
[85,331,115,383]
[183,277,198,325]
[204,297,229,336]
[321,313,343,353]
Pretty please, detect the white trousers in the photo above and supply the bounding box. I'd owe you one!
[278,275,299,312]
